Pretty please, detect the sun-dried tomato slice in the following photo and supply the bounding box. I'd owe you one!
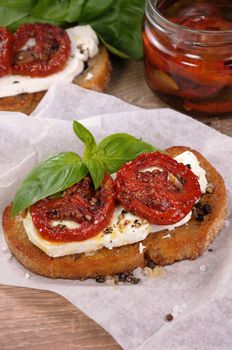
[13,23,71,77]
[115,152,201,225]
[30,175,115,242]
[0,27,13,77]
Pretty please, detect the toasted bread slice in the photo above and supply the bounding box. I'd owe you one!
[2,147,228,279]
[0,45,111,115]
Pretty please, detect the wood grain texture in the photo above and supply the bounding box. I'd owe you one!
[0,57,231,350]
[0,285,120,350]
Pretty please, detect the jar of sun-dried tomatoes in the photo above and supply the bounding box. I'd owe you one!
[143,0,232,116]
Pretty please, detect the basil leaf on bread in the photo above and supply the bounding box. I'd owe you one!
[73,120,97,159]
[73,121,156,189]
[97,133,155,173]
[12,120,158,216]
[12,152,88,217]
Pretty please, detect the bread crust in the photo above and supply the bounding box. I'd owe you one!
[2,147,228,279]
[0,45,111,115]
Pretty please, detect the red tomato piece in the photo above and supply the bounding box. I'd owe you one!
[30,175,115,242]
[115,152,201,225]
[0,27,13,77]
[13,23,71,77]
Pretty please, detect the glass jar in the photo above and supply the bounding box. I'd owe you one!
[143,0,232,116]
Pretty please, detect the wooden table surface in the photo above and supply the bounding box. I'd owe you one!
[1,58,231,350]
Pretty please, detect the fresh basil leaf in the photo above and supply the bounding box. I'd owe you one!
[12,152,88,217]
[84,158,105,190]
[0,6,28,27]
[96,133,156,174]
[72,128,158,188]
[98,34,130,59]
[0,0,37,10]
[73,120,97,159]
[78,0,114,22]
[31,0,85,22]
[79,0,144,59]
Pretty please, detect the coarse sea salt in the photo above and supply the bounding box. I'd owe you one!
[200,265,206,272]
[105,276,116,286]
[143,266,165,278]
[162,233,171,239]
[24,272,31,279]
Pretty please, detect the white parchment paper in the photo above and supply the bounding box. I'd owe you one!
[0,83,232,350]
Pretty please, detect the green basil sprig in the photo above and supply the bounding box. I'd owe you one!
[12,120,158,217]
[73,121,156,188]
[0,0,144,59]
[12,152,88,217]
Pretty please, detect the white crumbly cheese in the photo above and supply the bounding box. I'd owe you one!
[23,151,207,258]
[86,72,93,80]
[51,220,80,229]
[162,233,171,239]
[174,151,207,193]
[0,25,99,98]
[139,242,146,254]
[151,210,192,233]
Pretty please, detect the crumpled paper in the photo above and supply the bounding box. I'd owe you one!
[0,82,232,350]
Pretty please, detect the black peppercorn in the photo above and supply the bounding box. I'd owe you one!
[118,272,140,284]
[147,260,156,268]
[196,215,204,222]
[118,272,129,282]
[96,276,105,283]
[202,204,212,214]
